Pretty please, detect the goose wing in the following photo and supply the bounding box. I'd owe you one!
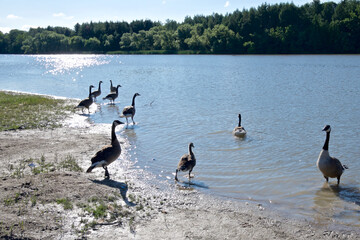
[332,157,347,171]
[103,93,116,100]
[91,145,115,164]
[122,106,134,116]
[77,97,92,107]
[177,154,195,171]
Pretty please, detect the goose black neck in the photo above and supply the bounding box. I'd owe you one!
[238,115,242,127]
[110,80,113,88]
[88,86,92,97]
[323,131,330,150]
[131,95,137,107]
[111,123,117,143]
[188,145,193,155]
[98,82,102,90]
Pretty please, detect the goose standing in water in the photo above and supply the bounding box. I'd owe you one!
[86,120,124,179]
[175,143,196,182]
[110,80,117,92]
[75,85,94,113]
[317,125,348,185]
[103,85,121,104]
[121,93,140,126]
[90,81,103,101]
[233,113,247,138]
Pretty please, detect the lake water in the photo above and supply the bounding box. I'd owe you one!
[1,54,359,228]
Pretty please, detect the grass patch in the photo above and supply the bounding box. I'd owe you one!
[56,198,73,210]
[58,155,83,172]
[0,91,74,131]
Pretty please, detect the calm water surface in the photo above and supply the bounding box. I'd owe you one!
[1,54,359,227]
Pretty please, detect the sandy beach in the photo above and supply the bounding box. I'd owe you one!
[0,115,359,239]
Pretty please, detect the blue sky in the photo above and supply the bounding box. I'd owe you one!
[1,0,332,33]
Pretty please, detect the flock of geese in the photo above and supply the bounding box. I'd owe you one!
[76,81,348,184]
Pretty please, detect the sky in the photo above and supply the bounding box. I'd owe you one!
[0,0,333,33]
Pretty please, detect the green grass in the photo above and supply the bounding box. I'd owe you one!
[56,198,73,210]
[0,91,74,131]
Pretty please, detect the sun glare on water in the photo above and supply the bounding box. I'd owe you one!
[35,55,110,75]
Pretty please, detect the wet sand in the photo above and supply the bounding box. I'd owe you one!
[0,115,358,239]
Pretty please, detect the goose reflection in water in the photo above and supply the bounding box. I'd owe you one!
[313,183,360,226]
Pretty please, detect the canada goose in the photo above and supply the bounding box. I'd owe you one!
[86,120,124,179]
[75,85,94,113]
[175,142,196,182]
[233,114,247,138]
[103,85,121,104]
[90,81,103,101]
[110,80,116,92]
[121,93,140,126]
[317,125,348,184]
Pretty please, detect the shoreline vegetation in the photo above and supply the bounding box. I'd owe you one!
[0,91,76,131]
[0,90,359,239]
[1,0,360,55]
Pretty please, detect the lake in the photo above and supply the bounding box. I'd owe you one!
[1,54,359,227]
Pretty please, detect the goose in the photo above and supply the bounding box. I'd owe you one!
[90,81,103,101]
[317,125,348,185]
[121,93,140,126]
[110,80,117,92]
[175,142,196,182]
[86,120,124,179]
[103,85,121,104]
[233,113,247,138]
[74,85,94,113]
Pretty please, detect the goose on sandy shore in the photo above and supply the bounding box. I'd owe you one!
[110,80,117,92]
[103,85,121,104]
[121,93,140,126]
[74,85,94,113]
[90,81,103,101]
[233,113,247,138]
[86,120,124,179]
[317,125,348,185]
[175,142,196,182]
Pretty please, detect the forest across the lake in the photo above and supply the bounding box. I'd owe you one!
[0,0,359,54]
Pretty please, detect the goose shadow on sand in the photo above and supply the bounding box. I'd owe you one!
[90,178,136,207]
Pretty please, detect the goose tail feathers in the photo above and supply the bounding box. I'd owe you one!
[86,166,95,173]
[343,164,349,170]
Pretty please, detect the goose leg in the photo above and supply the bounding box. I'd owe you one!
[324,176,329,182]
[188,169,193,179]
[175,169,179,182]
[104,166,110,179]
[131,116,135,125]
[337,176,341,185]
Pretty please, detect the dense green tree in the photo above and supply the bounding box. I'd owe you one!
[1,1,360,54]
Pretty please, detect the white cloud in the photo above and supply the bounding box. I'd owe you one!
[224,1,230,8]
[162,0,166,4]
[53,12,74,20]
[0,27,12,33]
[53,12,66,17]
[22,25,39,31]
[7,14,22,19]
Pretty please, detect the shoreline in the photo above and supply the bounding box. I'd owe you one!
[1,114,359,239]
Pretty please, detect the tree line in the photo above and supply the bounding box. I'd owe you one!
[0,0,359,54]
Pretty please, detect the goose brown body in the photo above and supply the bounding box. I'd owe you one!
[90,81,103,100]
[75,85,94,113]
[317,125,348,184]
[233,113,247,138]
[103,85,121,104]
[110,80,116,92]
[175,143,196,182]
[86,120,124,179]
[121,93,140,125]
